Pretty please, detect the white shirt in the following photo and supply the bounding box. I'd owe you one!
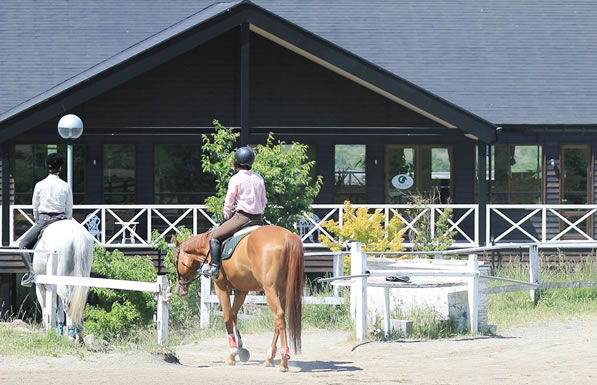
[32,174,73,220]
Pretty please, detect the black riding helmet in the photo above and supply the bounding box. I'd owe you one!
[234,146,255,167]
[46,152,64,172]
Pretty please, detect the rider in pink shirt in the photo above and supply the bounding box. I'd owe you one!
[203,147,267,278]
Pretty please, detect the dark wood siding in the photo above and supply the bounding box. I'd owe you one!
[250,33,437,129]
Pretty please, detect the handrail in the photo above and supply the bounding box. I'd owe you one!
[5,203,597,249]
[6,203,479,249]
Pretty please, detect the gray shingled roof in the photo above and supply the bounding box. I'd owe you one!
[2,0,597,125]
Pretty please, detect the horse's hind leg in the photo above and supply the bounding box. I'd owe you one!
[230,290,249,361]
[263,287,290,372]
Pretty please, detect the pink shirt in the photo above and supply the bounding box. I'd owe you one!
[223,169,267,220]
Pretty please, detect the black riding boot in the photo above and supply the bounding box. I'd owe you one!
[19,247,35,287]
[204,239,222,278]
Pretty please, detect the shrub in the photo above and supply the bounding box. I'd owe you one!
[84,246,156,340]
[319,201,406,273]
[406,193,456,257]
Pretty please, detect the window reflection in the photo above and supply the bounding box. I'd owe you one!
[15,144,86,204]
[104,144,135,204]
[335,144,366,203]
[154,144,215,203]
[490,145,542,204]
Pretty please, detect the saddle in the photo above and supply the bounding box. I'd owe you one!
[37,215,68,241]
[221,225,261,260]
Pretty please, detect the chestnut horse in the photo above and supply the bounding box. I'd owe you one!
[172,225,304,372]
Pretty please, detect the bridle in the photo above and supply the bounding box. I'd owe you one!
[174,244,205,286]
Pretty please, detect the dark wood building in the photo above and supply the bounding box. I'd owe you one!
[2,0,597,309]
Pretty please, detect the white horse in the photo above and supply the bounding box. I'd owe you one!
[32,219,94,341]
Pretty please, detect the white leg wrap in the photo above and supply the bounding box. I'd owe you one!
[267,346,276,359]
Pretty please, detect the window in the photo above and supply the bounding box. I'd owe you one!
[335,144,366,203]
[104,144,135,204]
[386,145,452,203]
[14,144,86,204]
[490,145,542,203]
[154,144,215,203]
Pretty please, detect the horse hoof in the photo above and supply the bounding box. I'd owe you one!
[239,348,250,362]
[226,357,237,365]
[278,365,289,373]
[264,359,274,367]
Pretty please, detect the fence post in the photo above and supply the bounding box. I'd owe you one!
[332,252,344,297]
[156,275,169,345]
[467,254,479,334]
[350,242,367,341]
[200,275,211,328]
[43,251,58,332]
[529,244,540,305]
[383,286,391,337]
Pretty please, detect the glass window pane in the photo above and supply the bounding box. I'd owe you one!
[14,144,86,204]
[491,144,542,204]
[563,147,589,204]
[154,144,215,204]
[386,146,415,203]
[335,144,366,203]
[104,144,135,204]
[510,145,542,203]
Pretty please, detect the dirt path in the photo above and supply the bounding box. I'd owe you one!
[2,319,597,385]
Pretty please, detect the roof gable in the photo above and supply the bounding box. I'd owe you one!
[0,1,498,142]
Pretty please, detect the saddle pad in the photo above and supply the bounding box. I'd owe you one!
[221,233,251,260]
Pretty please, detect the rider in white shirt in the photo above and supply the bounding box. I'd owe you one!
[19,152,73,287]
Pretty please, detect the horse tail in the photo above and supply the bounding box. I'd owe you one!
[285,232,304,354]
[68,227,94,326]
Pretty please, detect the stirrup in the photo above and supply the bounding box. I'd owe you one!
[21,272,34,287]
[203,264,220,278]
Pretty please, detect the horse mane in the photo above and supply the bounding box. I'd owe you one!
[182,231,211,263]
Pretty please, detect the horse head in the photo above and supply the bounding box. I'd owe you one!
[172,233,209,297]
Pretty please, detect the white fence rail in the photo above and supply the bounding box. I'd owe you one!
[487,204,597,245]
[35,251,171,345]
[5,203,479,249]
[6,203,597,249]
[198,271,345,329]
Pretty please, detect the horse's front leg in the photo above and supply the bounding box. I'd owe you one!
[214,280,237,365]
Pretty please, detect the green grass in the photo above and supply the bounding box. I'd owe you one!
[5,257,597,356]
[489,255,597,329]
[0,324,87,357]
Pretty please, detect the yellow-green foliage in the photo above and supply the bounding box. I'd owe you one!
[320,202,405,274]
[320,201,405,253]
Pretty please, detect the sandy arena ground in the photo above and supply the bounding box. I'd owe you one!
[2,318,597,385]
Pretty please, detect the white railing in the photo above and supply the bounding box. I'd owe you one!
[9,204,218,248]
[6,203,479,248]
[7,203,597,249]
[306,204,478,248]
[487,204,597,246]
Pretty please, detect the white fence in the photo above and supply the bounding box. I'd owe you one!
[5,203,597,249]
[198,266,345,328]
[488,204,597,245]
[4,203,479,248]
[34,251,171,345]
[340,242,482,341]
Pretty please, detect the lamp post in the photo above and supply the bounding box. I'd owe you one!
[57,114,84,190]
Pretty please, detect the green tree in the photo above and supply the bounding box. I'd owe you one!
[201,120,322,230]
